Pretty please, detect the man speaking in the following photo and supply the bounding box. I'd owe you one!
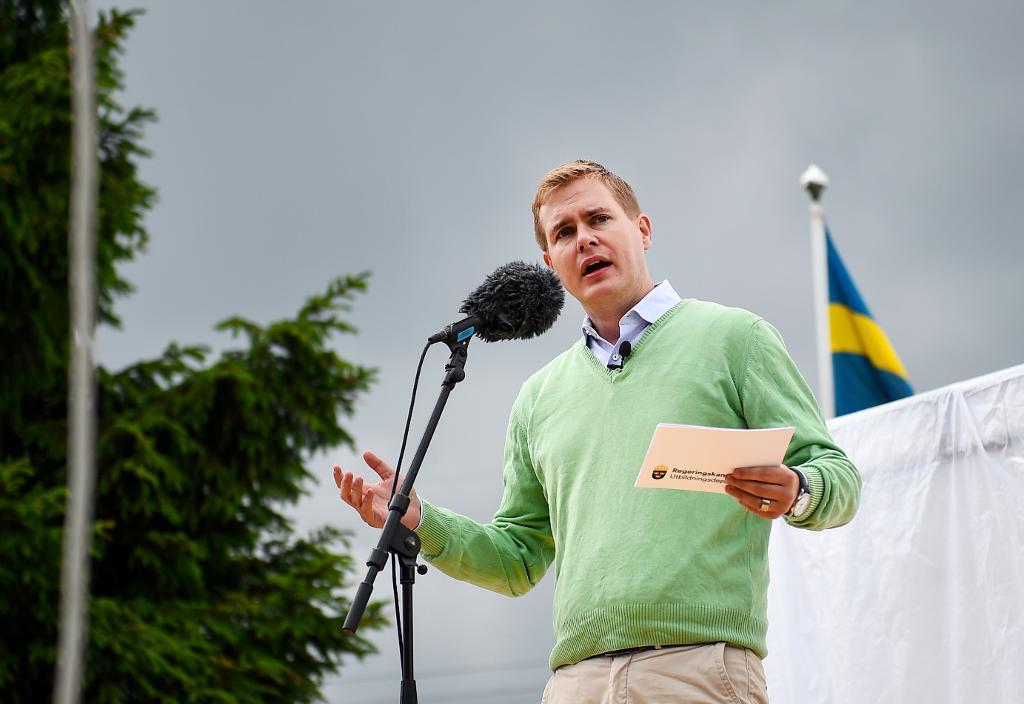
[334,160,860,703]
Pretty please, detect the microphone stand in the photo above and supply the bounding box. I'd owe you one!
[343,336,471,704]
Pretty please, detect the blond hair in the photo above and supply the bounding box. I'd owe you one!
[531,160,641,251]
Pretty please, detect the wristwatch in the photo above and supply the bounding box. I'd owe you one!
[786,467,811,518]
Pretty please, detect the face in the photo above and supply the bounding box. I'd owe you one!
[539,177,654,319]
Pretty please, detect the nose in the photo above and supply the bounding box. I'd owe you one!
[576,226,598,252]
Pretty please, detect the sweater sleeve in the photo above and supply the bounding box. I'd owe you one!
[414,407,555,597]
[738,319,861,530]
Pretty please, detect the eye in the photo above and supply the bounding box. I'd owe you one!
[592,213,610,224]
[556,226,574,239]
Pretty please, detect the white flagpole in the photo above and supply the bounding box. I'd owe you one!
[55,2,99,703]
[800,164,834,419]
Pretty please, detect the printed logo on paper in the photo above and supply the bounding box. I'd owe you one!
[652,465,668,480]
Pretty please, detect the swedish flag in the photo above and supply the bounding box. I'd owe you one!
[827,228,913,415]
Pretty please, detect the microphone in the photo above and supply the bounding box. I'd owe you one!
[428,261,565,344]
[607,340,632,370]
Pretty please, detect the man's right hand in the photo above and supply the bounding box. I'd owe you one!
[333,450,422,530]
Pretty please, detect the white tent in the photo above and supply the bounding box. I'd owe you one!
[767,364,1024,703]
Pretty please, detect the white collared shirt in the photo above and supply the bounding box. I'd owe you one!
[582,280,682,367]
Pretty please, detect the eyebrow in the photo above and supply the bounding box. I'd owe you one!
[548,206,609,239]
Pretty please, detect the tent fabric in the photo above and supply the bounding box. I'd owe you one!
[766,364,1024,703]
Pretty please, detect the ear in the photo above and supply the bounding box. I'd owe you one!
[638,214,653,251]
[543,251,553,269]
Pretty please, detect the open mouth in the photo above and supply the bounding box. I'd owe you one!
[583,260,612,277]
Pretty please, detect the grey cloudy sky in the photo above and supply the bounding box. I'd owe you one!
[94,1,1023,701]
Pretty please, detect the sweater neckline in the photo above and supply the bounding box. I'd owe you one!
[577,299,690,379]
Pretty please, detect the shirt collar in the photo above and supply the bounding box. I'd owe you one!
[581,280,682,342]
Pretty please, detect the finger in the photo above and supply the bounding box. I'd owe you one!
[359,486,378,525]
[340,472,354,505]
[351,476,365,511]
[333,465,343,489]
[724,483,759,509]
[725,484,785,519]
[729,465,790,484]
[363,450,396,480]
[726,478,792,500]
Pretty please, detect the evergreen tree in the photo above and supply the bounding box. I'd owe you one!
[0,4,385,701]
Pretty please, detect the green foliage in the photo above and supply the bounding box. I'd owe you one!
[1,4,385,701]
[1,2,154,433]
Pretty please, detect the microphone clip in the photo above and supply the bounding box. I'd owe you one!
[427,315,481,346]
[606,340,632,370]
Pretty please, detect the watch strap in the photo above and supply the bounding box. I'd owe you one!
[787,466,810,517]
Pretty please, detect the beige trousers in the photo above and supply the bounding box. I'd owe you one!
[541,642,769,704]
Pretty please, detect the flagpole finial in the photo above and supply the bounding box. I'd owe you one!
[800,163,829,202]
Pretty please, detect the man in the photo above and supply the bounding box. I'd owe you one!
[335,160,860,703]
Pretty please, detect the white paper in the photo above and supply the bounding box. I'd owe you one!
[634,423,795,493]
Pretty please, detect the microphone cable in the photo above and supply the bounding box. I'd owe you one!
[387,340,431,677]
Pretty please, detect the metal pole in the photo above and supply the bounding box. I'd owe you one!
[800,164,834,419]
[54,2,99,703]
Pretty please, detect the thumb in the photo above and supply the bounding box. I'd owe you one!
[362,450,396,480]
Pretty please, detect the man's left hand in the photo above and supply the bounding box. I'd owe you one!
[724,465,799,520]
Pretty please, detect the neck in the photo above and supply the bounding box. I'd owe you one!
[589,313,622,345]
[586,282,656,344]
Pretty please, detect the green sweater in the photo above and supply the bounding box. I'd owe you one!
[417,299,860,670]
